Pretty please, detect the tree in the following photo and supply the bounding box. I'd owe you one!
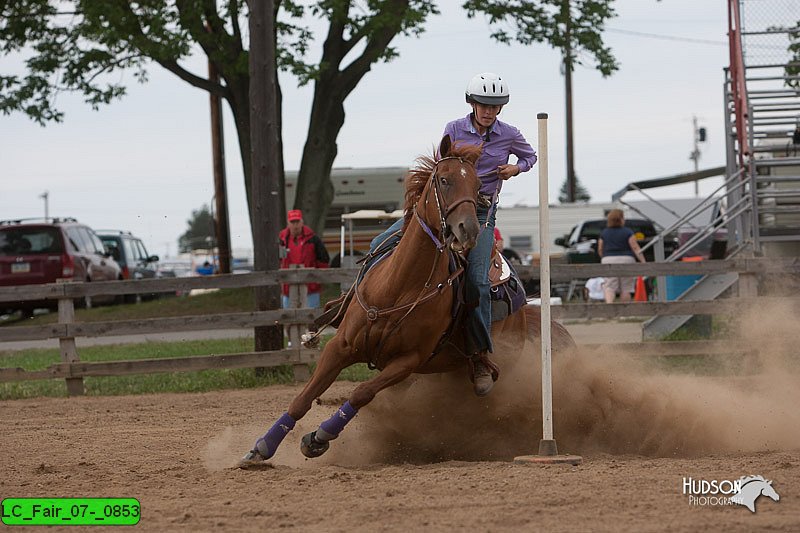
[557,175,591,203]
[178,204,215,253]
[1,1,622,237]
[0,0,437,235]
[464,0,618,203]
[463,0,619,75]
[787,21,799,88]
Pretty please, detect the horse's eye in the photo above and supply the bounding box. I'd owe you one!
[439,177,449,186]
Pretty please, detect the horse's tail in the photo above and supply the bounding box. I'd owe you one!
[523,305,577,353]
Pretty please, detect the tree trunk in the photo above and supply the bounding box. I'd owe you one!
[226,79,254,219]
[225,73,285,233]
[293,77,344,235]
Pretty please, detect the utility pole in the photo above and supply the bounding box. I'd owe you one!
[39,191,49,221]
[563,0,576,203]
[208,56,232,274]
[249,0,283,354]
[689,115,706,196]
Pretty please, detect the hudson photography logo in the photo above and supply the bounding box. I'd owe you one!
[682,475,781,513]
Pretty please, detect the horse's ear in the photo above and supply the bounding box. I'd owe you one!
[439,135,452,158]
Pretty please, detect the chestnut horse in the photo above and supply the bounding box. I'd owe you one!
[241,135,574,464]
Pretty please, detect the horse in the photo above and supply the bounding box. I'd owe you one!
[731,475,780,513]
[241,134,575,464]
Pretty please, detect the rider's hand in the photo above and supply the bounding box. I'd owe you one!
[497,164,520,180]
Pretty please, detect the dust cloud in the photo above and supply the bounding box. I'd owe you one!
[320,302,800,464]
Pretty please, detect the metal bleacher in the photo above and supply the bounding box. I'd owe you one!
[640,0,800,339]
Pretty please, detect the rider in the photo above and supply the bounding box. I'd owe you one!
[370,72,537,397]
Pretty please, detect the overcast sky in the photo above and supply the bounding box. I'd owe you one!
[0,0,733,258]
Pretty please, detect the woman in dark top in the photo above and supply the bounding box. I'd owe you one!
[597,209,646,303]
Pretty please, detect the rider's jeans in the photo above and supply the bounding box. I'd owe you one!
[467,203,496,354]
[370,218,404,251]
[368,204,496,355]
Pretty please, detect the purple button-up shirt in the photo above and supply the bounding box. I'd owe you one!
[442,114,537,195]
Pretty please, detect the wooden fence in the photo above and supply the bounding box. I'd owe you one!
[1,257,798,395]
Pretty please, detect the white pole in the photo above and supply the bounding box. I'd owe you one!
[340,215,345,265]
[537,113,553,442]
[40,191,49,221]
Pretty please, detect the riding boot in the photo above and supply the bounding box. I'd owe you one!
[469,352,499,397]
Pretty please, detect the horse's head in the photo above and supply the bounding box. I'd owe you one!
[404,135,481,252]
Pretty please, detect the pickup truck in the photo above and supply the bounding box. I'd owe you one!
[554,218,678,263]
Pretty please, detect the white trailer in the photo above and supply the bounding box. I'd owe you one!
[495,202,619,260]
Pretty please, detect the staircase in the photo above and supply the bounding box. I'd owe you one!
[642,0,800,339]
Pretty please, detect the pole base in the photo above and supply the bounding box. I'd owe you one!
[538,439,558,456]
[513,439,583,465]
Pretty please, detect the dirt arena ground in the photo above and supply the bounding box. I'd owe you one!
[1,362,798,530]
[2,307,799,531]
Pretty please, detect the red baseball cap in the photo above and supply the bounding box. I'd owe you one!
[287,209,303,222]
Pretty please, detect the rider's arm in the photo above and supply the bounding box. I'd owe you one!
[510,127,537,173]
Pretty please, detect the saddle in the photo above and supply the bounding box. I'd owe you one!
[310,231,526,338]
[487,247,527,322]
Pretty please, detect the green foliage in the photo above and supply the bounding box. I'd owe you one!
[0,0,439,235]
[558,175,591,203]
[0,1,197,123]
[462,0,619,76]
[178,204,215,253]
[787,21,800,88]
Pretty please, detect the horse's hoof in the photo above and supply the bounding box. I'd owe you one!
[300,431,330,458]
[238,449,267,467]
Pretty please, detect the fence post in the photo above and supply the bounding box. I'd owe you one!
[57,279,84,396]
[738,259,758,298]
[287,265,311,382]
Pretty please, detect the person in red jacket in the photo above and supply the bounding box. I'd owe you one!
[279,209,330,308]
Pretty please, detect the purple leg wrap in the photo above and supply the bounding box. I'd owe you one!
[318,401,358,439]
[254,412,296,459]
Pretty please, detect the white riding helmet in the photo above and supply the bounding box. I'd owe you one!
[465,72,509,105]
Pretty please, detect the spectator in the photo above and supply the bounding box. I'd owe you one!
[279,209,330,308]
[196,261,215,276]
[584,277,605,302]
[597,209,645,303]
[493,227,504,253]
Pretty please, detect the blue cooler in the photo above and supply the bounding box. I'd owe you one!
[665,275,702,300]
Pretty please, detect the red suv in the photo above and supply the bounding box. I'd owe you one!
[0,217,122,316]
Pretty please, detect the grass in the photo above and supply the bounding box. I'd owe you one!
[0,284,374,401]
[0,336,377,400]
[1,288,257,326]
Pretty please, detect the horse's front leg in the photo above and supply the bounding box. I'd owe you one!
[240,337,357,464]
[301,352,419,458]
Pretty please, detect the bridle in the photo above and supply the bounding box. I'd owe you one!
[414,156,478,251]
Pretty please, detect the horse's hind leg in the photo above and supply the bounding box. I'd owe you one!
[241,337,357,464]
[301,353,418,458]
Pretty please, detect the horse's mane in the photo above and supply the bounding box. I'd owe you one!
[402,141,482,228]
[739,475,768,485]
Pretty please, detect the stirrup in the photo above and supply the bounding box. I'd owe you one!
[468,352,500,383]
[313,290,352,330]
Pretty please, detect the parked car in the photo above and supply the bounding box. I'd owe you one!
[0,217,122,315]
[554,218,679,264]
[97,230,162,302]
